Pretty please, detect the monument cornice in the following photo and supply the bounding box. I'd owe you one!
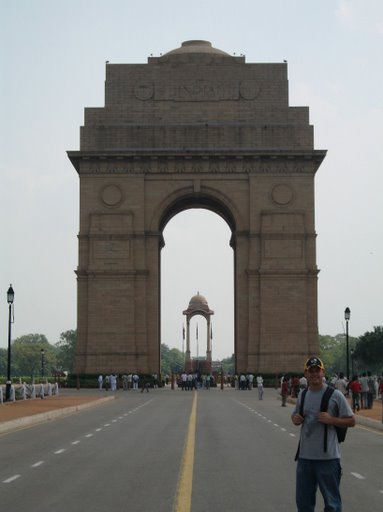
[67,149,326,175]
[75,269,149,277]
[246,268,319,276]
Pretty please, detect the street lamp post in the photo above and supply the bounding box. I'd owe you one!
[5,285,15,401]
[344,307,351,380]
[41,348,45,379]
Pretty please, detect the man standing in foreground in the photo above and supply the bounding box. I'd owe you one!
[291,357,355,512]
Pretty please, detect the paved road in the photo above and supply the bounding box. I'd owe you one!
[1,388,382,511]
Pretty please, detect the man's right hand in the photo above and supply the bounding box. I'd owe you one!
[291,413,304,425]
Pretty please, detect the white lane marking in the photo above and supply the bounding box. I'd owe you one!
[235,399,297,438]
[1,398,153,485]
[3,474,21,483]
[379,490,383,494]
[31,461,44,468]
[351,472,366,480]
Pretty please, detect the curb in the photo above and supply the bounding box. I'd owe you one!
[354,414,383,432]
[0,396,115,435]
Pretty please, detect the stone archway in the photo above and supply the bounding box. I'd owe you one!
[68,40,326,375]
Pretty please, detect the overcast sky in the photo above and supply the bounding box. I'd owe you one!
[1,0,382,361]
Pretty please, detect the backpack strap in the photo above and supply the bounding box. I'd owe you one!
[320,386,335,452]
[294,389,308,461]
[299,388,307,416]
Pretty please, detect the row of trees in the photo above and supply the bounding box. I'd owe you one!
[160,345,235,375]
[1,327,382,379]
[320,326,383,376]
[0,330,76,379]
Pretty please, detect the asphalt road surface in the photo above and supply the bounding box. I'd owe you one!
[1,388,382,511]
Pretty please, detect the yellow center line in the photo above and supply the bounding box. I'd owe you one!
[173,391,198,512]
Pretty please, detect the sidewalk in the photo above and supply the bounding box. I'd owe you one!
[349,398,383,430]
[0,389,114,435]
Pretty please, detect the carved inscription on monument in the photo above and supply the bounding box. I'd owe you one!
[134,80,260,101]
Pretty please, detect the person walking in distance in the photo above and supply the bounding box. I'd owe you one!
[256,375,264,400]
[348,375,361,412]
[359,372,369,409]
[291,357,355,512]
[281,376,289,406]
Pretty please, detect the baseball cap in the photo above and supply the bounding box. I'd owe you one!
[304,357,325,370]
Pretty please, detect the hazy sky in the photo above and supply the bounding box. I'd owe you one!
[1,0,382,361]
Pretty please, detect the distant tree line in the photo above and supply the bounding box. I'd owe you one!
[0,330,76,380]
[320,326,383,376]
[1,327,381,379]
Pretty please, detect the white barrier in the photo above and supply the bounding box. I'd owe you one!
[20,383,27,400]
[0,383,60,402]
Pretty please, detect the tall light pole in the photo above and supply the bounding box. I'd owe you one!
[6,285,15,401]
[344,307,351,380]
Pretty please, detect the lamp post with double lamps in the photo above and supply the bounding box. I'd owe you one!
[5,285,15,401]
[344,307,351,381]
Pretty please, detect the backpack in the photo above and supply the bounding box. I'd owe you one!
[295,386,347,460]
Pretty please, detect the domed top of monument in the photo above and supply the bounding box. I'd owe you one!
[183,292,214,316]
[189,292,209,308]
[163,40,230,57]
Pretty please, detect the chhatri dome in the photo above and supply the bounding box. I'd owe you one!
[183,292,214,316]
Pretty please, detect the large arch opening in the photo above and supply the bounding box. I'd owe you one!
[161,207,234,372]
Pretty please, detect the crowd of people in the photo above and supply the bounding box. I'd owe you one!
[330,371,383,412]
[97,373,161,392]
[278,370,383,412]
[95,369,383,411]
[178,372,216,390]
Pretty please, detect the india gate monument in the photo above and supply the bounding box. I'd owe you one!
[68,40,326,376]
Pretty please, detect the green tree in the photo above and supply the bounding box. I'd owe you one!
[353,326,383,373]
[0,348,7,377]
[161,344,184,375]
[55,329,77,373]
[11,334,57,378]
[221,354,234,374]
[319,334,357,376]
